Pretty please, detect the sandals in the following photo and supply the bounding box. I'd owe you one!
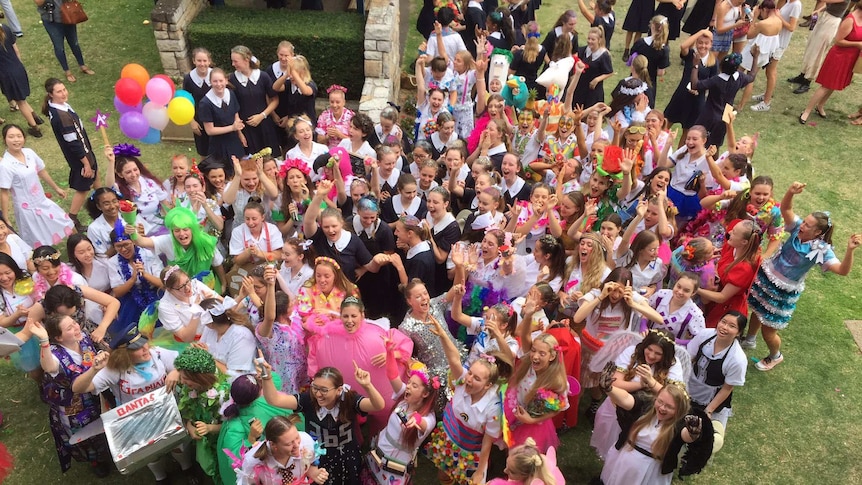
[848,110,862,120]
[815,106,827,119]
[80,66,96,75]
[9,102,18,112]
[65,71,77,83]
[798,113,808,125]
[851,117,862,126]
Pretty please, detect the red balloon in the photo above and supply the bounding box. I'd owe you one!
[152,74,176,98]
[115,77,143,106]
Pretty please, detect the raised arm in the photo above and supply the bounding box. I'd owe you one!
[220,157,243,206]
[780,181,804,228]
[257,351,300,409]
[303,180,333,238]
[429,314,465,381]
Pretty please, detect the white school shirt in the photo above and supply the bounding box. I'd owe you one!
[239,432,316,485]
[229,222,284,257]
[614,344,685,384]
[667,147,709,196]
[614,250,667,293]
[87,215,153,257]
[279,263,314,296]
[107,249,165,288]
[449,383,502,438]
[648,289,706,339]
[286,142,329,174]
[376,385,436,463]
[464,316,520,368]
[4,233,32,271]
[157,279,217,336]
[91,347,179,404]
[337,138,377,160]
[199,323,257,381]
[686,329,747,406]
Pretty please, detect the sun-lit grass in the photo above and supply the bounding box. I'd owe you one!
[1,0,861,484]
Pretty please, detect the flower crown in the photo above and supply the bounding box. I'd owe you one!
[315,256,341,271]
[620,82,649,96]
[189,163,205,184]
[33,252,61,265]
[164,265,182,282]
[279,158,311,179]
[113,143,141,158]
[648,328,675,346]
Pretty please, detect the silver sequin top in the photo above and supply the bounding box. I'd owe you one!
[399,294,467,413]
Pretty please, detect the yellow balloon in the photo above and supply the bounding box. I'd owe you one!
[167,97,195,125]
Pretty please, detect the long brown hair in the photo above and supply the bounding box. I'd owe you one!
[253,414,303,460]
[624,329,676,385]
[305,257,358,297]
[42,78,64,116]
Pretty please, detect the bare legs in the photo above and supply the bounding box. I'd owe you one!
[800,85,834,122]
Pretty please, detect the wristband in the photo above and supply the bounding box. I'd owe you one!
[39,338,50,344]
[412,412,423,424]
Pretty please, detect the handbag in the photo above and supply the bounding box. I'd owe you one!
[60,0,88,25]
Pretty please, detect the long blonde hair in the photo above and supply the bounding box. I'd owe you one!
[522,21,542,64]
[628,383,690,460]
[571,233,609,294]
[511,333,567,405]
[631,54,652,87]
[650,15,669,50]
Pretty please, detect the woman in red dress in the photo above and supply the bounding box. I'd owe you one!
[698,219,762,328]
[799,2,862,124]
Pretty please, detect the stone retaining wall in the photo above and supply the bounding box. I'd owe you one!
[151,0,209,78]
[358,0,401,120]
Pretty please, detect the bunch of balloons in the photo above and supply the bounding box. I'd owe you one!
[113,63,197,144]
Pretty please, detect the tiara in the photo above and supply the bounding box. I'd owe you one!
[164,265,181,282]
[33,252,61,265]
[315,256,341,271]
[648,328,675,345]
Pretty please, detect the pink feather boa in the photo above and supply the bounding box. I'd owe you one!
[32,263,77,301]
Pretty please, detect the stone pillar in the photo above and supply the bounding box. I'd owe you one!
[358,0,401,121]
[151,0,209,77]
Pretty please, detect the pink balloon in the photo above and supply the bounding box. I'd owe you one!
[145,77,173,106]
[152,74,176,98]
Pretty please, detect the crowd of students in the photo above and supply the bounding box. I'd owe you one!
[1,0,861,483]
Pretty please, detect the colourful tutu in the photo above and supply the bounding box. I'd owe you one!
[502,386,559,453]
[748,265,802,330]
[424,423,479,484]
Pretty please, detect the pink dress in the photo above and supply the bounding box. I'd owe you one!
[503,366,568,453]
[307,318,413,434]
[315,108,355,149]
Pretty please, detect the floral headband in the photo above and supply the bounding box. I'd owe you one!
[188,163,205,184]
[326,84,348,95]
[113,143,141,158]
[279,158,311,179]
[682,243,697,261]
[315,256,341,271]
[33,251,61,265]
[648,328,675,346]
[619,82,648,96]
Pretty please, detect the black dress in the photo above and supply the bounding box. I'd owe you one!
[403,244,438,296]
[197,90,245,162]
[295,391,365,485]
[431,217,461,293]
[573,47,613,109]
[693,71,754,148]
[416,0,436,38]
[656,1,687,40]
[664,51,718,129]
[182,70,211,157]
[379,196,428,224]
[631,38,671,105]
[593,13,616,49]
[0,25,30,101]
[622,0,655,33]
[310,227,373,283]
[462,5,487,58]
[541,27,579,59]
[350,218,397,319]
[683,0,715,35]
[229,70,282,158]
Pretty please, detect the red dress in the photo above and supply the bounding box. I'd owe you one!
[705,219,761,328]
[816,15,862,91]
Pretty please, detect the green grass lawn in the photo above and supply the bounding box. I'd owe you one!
[2,0,862,483]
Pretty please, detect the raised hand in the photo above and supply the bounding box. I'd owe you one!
[685,414,703,441]
[354,360,372,386]
[598,361,617,393]
[787,182,806,195]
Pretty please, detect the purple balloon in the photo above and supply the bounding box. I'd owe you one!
[114,95,142,114]
[120,112,150,140]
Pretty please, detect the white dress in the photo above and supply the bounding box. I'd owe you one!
[3,233,32,271]
[601,416,670,485]
[115,176,168,233]
[0,148,74,246]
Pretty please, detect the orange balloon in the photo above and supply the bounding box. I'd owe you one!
[120,63,150,91]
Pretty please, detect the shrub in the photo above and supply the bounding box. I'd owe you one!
[187,7,365,100]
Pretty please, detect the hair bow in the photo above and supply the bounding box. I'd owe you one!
[113,143,141,158]
[326,84,348,94]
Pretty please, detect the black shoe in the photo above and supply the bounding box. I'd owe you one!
[787,73,805,84]
[69,213,88,233]
[622,48,630,63]
[34,115,44,125]
[793,83,810,94]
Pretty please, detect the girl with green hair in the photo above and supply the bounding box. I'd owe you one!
[135,205,227,292]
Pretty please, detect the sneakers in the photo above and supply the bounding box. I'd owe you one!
[751,93,765,102]
[755,354,784,371]
[751,101,771,112]
[741,338,757,349]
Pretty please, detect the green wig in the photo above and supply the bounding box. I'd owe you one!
[164,206,218,279]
